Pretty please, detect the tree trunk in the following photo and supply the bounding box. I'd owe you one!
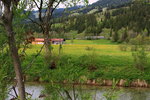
[4,23,26,100]
[110,28,112,37]
[44,29,52,55]
[43,2,53,58]
[43,25,52,66]
[7,28,26,100]
[2,1,26,99]
[146,28,150,36]
[120,27,128,42]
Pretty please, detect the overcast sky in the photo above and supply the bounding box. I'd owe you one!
[88,0,98,4]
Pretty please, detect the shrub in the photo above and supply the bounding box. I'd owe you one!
[118,44,128,51]
[132,48,148,71]
[85,46,94,51]
[129,35,149,71]
[77,52,99,70]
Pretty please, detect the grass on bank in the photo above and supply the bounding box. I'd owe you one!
[23,39,150,83]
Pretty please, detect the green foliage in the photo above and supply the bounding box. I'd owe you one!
[0,26,10,98]
[130,35,150,71]
[85,46,94,51]
[112,31,119,42]
[103,88,122,100]
[103,79,122,100]
[74,15,86,33]
[132,48,148,71]
[118,43,128,51]
[13,6,30,47]
[0,33,14,99]
[60,14,101,35]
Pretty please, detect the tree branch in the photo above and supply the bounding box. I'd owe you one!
[28,17,45,32]
[24,44,45,71]
[0,16,2,20]
[64,90,72,100]
[28,17,40,27]
[51,0,62,14]
[38,0,44,22]
[32,0,40,9]
[12,86,18,98]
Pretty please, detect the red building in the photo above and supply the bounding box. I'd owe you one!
[32,38,65,44]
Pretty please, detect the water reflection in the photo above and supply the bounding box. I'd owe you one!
[6,84,43,100]
[117,88,150,100]
[6,84,150,100]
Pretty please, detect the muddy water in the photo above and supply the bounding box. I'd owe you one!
[6,84,150,100]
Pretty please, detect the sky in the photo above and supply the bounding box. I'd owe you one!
[58,0,99,8]
[88,0,99,4]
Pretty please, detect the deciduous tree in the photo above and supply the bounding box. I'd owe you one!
[0,0,26,99]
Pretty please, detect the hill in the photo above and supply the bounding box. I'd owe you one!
[28,0,132,19]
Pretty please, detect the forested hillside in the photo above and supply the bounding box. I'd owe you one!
[102,1,150,42]
[32,0,149,42]
[92,0,132,7]
[28,0,132,19]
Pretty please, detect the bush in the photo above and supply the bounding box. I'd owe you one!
[130,45,138,51]
[85,46,94,51]
[118,44,128,51]
[132,48,148,71]
[129,35,149,71]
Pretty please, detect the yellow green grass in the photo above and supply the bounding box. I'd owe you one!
[25,39,133,68]
[27,39,131,57]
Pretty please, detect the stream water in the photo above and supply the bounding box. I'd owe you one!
[6,83,150,100]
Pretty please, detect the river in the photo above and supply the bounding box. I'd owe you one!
[6,83,150,100]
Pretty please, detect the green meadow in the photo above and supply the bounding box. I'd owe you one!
[24,39,150,82]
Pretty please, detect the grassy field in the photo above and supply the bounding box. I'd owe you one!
[65,39,118,45]
[27,39,133,66]
[24,39,150,82]
[28,39,130,56]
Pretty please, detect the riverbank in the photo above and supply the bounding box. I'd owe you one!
[25,79,150,88]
